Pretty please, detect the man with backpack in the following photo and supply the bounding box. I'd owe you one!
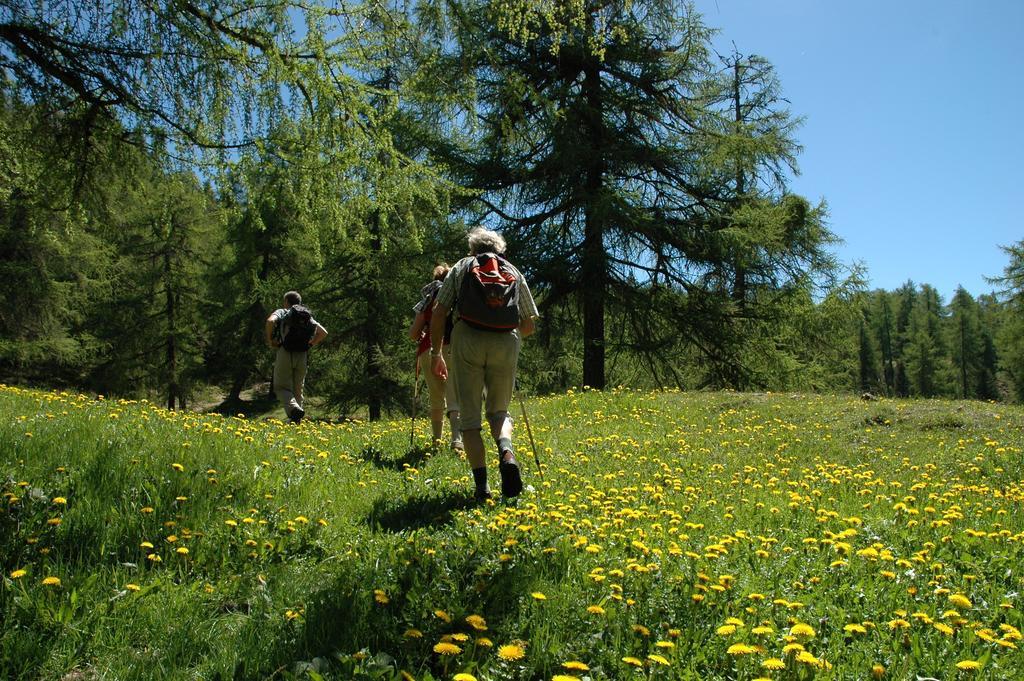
[430,227,539,500]
[265,290,328,423]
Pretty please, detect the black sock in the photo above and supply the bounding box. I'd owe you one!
[497,437,513,458]
[472,467,488,490]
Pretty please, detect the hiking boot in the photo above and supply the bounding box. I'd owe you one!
[291,406,305,424]
[450,438,464,452]
[474,486,492,503]
[499,453,523,498]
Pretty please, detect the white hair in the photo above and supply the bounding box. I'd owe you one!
[467,226,506,255]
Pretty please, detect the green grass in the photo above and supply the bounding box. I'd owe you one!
[2,384,1024,680]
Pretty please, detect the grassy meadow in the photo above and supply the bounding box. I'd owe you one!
[2,384,1024,680]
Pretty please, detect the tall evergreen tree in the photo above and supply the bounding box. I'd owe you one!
[904,284,951,397]
[871,291,897,395]
[432,0,834,389]
[892,281,917,396]
[989,241,1024,401]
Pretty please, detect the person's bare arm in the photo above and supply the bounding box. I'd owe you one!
[310,323,328,347]
[408,311,427,342]
[265,315,279,347]
[430,302,449,379]
[519,315,536,338]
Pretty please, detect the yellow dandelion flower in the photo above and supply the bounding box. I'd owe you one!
[872,663,886,678]
[586,605,605,615]
[475,637,493,647]
[782,643,805,655]
[790,623,815,638]
[498,644,526,661]
[171,463,184,472]
[175,547,188,555]
[725,616,745,627]
[402,629,422,639]
[10,569,27,579]
[451,633,470,643]
[373,589,389,604]
[52,497,67,505]
[762,658,786,670]
[531,591,547,601]
[434,609,451,622]
[933,622,954,636]
[654,640,674,649]
[948,594,972,609]
[632,624,651,636]
[727,643,757,655]
[716,624,737,636]
[752,625,774,635]
[844,623,867,635]
[465,614,488,631]
[125,584,141,591]
[888,618,910,630]
[796,651,820,666]
[41,576,61,586]
[999,624,1021,637]
[955,660,981,671]
[432,642,461,655]
[453,674,477,681]
[621,656,643,667]
[562,661,590,671]
[647,654,670,665]
[552,676,580,681]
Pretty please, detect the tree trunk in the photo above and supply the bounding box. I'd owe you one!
[366,211,383,421]
[959,313,968,399]
[732,58,747,310]
[164,245,178,410]
[581,54,606,390]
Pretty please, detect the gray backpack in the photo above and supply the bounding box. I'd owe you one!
[457,253,520,331]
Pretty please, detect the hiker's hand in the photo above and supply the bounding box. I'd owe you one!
[432,354,447,380]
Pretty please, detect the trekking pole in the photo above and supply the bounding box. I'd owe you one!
[409,356,420,448]
[516,384,543,481]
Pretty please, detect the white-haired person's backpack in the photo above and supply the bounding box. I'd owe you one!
[457,252,520,331]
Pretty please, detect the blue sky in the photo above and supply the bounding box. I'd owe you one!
[692,0,1024,301]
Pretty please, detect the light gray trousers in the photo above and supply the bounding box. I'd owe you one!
[273,348,308,417]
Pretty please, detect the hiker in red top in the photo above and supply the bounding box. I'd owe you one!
[430,227,539,501]
[408,264,462,450]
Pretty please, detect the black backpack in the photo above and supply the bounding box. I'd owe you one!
[280,305,316,352]
[457,253,520,331]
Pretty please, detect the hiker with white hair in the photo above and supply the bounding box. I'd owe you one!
[430,227,539,500]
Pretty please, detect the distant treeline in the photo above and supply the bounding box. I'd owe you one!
[1,1,1023,412]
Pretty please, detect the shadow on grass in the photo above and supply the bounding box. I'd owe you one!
[366,488,477,533]
[208,391,279,418]
[252,533,562,681]
[359,444,434,472]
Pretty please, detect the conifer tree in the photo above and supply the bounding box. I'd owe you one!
[989,241,1024,401]
[432,0,834,389]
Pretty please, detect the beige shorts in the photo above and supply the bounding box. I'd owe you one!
[417,346,458,413]
[450,322,520,431]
